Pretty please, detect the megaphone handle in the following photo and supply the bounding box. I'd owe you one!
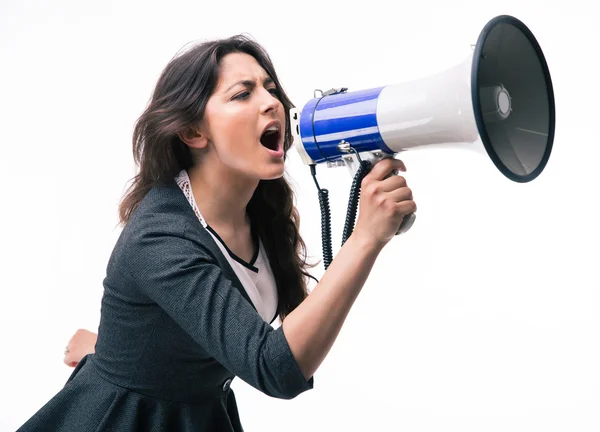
[396,212,416,235]
[343,150,416,236]
[383,163,416,236]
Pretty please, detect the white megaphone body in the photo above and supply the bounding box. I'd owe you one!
[290,15,555,261]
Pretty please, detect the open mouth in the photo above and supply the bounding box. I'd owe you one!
[260,127,281,151]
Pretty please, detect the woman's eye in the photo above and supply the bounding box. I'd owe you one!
[233,91,250,101]
[233,88,279,101]
[268,88,283,101]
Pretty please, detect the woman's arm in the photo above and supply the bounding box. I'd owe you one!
[96,157,413,399]
[64,329,98,367]
[283,158,416,380]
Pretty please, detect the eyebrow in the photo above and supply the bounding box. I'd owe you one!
[224,76,275,93]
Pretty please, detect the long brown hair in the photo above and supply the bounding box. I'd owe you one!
[119,35,314,320]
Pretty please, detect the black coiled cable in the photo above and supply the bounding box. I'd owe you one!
[341,160,372,246]
[310,165,333,269]
[310,158,372,270]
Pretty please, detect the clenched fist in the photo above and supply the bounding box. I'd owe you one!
[353,157,417,247]
[63,329,98,368]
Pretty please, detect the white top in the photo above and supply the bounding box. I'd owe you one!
[175,170,279,324]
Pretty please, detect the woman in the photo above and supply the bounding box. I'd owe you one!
[19,34,416,431]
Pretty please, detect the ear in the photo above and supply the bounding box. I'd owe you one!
[178,126,208,149]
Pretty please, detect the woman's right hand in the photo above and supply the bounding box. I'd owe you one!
[353,157,417,248]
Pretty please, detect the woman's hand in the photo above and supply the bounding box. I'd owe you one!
[353,157,416,248]
[64,329,98,368]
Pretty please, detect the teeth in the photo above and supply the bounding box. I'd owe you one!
[266,126,279,132]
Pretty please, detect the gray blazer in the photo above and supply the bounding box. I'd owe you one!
[18,180,313,432]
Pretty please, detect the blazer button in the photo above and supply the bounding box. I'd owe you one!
[222,378,232,392]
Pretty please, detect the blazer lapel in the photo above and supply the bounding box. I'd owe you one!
[196,226,259,313]
[165,181,259,313]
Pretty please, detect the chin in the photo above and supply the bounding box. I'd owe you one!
[261,171,285,181]
[260,164,285,180]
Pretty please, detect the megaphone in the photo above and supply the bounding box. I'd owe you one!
[290,15,555,268]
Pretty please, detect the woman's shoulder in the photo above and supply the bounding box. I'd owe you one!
[133,181,194,224]
[110,181,214,268]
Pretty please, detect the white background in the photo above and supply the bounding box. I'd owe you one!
[1,0,598,431]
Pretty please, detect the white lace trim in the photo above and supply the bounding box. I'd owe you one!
[175,170,207,228]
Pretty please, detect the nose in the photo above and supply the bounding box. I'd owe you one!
[260,87,281,114]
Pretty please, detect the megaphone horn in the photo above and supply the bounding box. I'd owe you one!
[290,15,555,268]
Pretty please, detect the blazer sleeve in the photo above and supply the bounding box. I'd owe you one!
[121,216,313,400]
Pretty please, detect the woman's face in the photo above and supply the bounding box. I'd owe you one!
[200,52,286,181]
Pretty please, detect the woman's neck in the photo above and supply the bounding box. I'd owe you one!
[186,161,258,234]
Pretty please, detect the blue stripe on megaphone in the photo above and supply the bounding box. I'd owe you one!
[298,86,393,163]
